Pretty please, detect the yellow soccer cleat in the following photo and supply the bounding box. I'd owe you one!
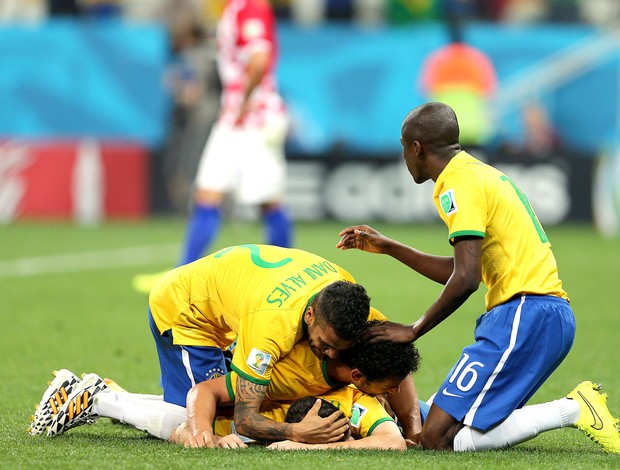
[567,381,620,454]
[131,270,168,295]
[103,377,128,394]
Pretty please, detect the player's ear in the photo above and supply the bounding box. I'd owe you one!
[304,306,315,325]
[413,140,424,159]
[350,368,364,384]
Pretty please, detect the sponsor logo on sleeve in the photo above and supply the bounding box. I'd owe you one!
[440,189,458,216]
[441,387,463,398]
[247,348,272,376]
[242,19,266,40]
[350,403,368,428]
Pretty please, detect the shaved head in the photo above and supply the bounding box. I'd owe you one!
[401,102,461,157]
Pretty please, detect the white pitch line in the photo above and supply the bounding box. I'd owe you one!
[0,243,179,278]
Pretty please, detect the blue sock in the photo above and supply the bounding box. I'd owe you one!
[264,207,293,247]
[178,205,221,265]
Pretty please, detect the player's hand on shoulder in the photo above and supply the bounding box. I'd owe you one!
[294,399,349,444]
[336,225,390,254]
[216,434,248,449]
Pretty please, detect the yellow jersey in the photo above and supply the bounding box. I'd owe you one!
[226,306,387,402]
[433,152,569,310]
[149,244,358,385]
[214,385,393,440]
[226,340,340,403]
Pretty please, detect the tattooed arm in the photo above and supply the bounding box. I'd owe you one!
[233,376,350,443]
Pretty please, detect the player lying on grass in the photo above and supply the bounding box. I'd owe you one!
[28,368,620,452]
[182,331,424,448]
[184,358,620,452]
[28,324,423,446]
[182,322,421,447]
[173,387,425,451]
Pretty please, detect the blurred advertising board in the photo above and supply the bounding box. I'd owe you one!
[0,140,149,223]
[0,21,169,147]
[285,150,593,225]
[278,23,619,156]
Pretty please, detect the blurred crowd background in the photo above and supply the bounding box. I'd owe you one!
[1,0,620,235]
[2,0,620,26]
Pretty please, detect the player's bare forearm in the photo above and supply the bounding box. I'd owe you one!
[337,225,453,284]
[412,274,479,339]
[237,50,270,123]
[384,241,454,285]
[386,375,422,438]
[244,51,269,98]
[411,239,482,340]
[267,422,406,451]
[234,377,295,441]
[186,377,231,439]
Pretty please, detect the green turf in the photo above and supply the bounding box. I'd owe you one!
[1,219,619,468]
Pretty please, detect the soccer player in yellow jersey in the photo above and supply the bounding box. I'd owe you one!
[183,326,424,448]
[337,102,620,453]
[147,244,383,443]
[273,392,402,450]
[171,389,411,450]
[31,330,428,448]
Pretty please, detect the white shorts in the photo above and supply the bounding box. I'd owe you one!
[195,115,288,205]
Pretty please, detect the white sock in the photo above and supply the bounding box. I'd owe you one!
[453,398,580,451]
[94,391,187,440]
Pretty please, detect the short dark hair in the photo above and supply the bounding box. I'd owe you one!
[314,281,370,341]
[284,396,349,442]
[402,102,460,156]
[284,396,341,424]
[339,321,421,382]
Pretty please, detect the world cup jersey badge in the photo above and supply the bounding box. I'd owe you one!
[247,348,272,376]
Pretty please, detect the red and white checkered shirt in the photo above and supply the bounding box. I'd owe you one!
[216,0,286,128]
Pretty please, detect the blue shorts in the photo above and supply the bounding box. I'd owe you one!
[419,400,430,426]
[432,294,575,431]
[148,309,227,407]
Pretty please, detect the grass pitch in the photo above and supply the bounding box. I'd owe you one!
[1,218,619,469]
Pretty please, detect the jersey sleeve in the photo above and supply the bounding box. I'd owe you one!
[230,309,298,385]
[225,372,237,401]
[435,173,487,243]
[368,307,387,321]
[350,391,394,439]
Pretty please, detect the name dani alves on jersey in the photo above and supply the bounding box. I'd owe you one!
[266,261,340,307]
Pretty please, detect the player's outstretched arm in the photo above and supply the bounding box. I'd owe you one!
[409,237,482,341]
[337,225,454,285]
[267,421,406,451]
[184,376,232,448]
[337,225,394,254]
[234,378,348,443]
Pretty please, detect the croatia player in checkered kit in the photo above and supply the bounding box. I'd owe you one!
[182,0,291,266]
